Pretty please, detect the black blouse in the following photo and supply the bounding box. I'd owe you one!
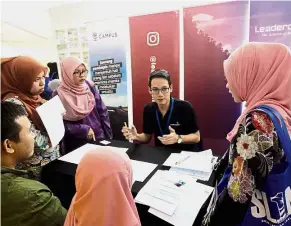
[203,110,284,226]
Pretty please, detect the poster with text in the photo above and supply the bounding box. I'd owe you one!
[129,11,180,135]
[88,18,129,141]
[55,27,90,65]
[250,1,291,48]
[67,28,79,49]
[184,1,249,154]
[82,52,89,65]
[80,26,89,49]
[70,52,81,59]
[56,29,67,51]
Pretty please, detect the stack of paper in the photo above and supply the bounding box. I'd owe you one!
[135,170,197,215]
[148,180,213,226]
[130,160,157,183]
[163,150,218,181]
[135,170,213,226]
[59,144,157,183]
[58,143,128,164]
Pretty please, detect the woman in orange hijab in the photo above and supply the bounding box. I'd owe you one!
[64,149,141,226]
[1,56,61,180]
[1,56,48,129]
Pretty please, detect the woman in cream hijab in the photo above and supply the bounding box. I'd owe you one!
[64,149,141,226]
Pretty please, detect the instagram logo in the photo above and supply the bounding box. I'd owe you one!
[147,32,160,46]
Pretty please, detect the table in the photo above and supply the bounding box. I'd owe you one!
[41,139,218,226]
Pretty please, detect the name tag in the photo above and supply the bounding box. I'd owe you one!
[170,122,181,127]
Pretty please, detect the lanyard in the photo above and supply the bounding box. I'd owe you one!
[155,98,174,136]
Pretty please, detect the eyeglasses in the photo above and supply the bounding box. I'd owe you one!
[73,70,88,77]
[150,87,170,95]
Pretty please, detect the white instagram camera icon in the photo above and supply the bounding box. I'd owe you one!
[147,32,160,46]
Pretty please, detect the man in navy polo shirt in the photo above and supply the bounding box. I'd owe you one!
[122,69,201,151]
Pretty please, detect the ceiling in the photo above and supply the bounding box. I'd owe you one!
[1,0,233,45]
[1,1,82,44]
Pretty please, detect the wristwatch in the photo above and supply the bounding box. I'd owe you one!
[177,135,183,144]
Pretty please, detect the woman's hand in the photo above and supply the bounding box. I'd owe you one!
[87,128,96,141]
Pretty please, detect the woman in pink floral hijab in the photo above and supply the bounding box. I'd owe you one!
[201,42,291,226]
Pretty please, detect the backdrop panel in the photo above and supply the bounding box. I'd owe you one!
[129,11,180,136]
[88,18,129,140]
[184,1,249,154]
[250,1,291,48]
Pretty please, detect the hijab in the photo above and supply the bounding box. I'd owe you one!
[57,57,95,121]
[1,56,48,130]
[64,149,141,226]
[224,42,291,141]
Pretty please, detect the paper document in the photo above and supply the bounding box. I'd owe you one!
[176,155,213,172]
[163,153,186,167]
[163,151,214,171]
[169,165,215,181]
[100,140,111,145]
[137,192,178,215]
[36,96,65,147]
[149,182,214,226]
[95,145,128,154]
[163,150,218,181]
[130,160,157,182]
[59,144,128,164]
[135,170,197,216]
[181,149,212,157]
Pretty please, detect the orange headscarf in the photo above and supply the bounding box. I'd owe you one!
[224,42,291,141]
[64,149,141,226]
[1,56,48,130]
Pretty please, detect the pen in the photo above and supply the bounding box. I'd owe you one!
[175,156,190,165]
[124,122,132,142]
[124,122,129,134]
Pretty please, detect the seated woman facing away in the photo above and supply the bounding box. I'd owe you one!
[64,149,141,226]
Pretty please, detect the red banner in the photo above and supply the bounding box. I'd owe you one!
[130,11,180,134]
[184,1,249,154]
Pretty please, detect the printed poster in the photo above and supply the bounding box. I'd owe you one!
[129,11,180,134]
[250,1,291,48]
[88,18,129,140]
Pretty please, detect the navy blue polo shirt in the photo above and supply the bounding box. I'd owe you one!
[143,98,201,151]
